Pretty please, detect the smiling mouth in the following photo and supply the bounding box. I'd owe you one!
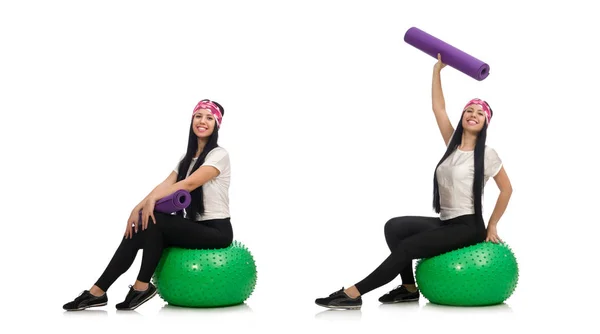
[467,119,478,125]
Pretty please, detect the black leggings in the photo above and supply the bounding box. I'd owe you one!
[94,212,233,291]
[354,214,486,295]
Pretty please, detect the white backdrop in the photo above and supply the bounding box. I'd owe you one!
[1,0,598,332]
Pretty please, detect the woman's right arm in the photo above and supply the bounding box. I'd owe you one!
[132,171,178,213]
[432,53,454,146]
[126,170,178,238]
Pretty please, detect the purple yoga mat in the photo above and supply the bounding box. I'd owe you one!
[155,189,192,213]
[138,189,191,219]
[404,27,490,81]
[135,190,191,227]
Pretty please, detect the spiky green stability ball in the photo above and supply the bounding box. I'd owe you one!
[152,241,257,307]
[415,242,518,306]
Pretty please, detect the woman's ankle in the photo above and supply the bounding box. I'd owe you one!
[403,284,417,292]
[344,286,361,299]
[89,285,105,297]
[133,281,149,291]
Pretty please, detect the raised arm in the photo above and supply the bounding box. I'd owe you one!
[432,53,454,146]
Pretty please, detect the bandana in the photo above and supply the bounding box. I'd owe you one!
[192,100,223,128]
[463,98,491,124]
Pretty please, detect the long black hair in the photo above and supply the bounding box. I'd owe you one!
[432,101,493,221]
[176,100,225,220]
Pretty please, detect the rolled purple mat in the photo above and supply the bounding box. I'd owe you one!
[138,189,192,222]
[404,27,490,81]
[154,189,192,213]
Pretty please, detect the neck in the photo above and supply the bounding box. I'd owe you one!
[459,131,478,151]
[195,138,208,157]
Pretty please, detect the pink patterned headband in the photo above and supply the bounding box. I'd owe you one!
[192,100,223,128]
[463,98,491,124]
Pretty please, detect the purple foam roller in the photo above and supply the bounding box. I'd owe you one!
[404,27,490,81]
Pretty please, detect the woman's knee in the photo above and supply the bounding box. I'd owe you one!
[384,216,412,234]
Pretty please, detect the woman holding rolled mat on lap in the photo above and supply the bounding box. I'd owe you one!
[63,99,234,311]
[315,54,513,310]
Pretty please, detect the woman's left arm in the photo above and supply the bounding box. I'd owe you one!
[486,166,513,243]
[153,166,220,201]
[140,166,220,229]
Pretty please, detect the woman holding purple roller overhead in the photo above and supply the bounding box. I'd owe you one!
[315,54,513,310]
[63,99,234,311]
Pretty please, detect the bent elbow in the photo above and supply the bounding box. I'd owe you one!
[181,179,200,193]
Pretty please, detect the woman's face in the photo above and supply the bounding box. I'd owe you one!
[192,109,216,139]
[461,104,487,133]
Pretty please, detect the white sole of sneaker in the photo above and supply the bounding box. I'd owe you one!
[67,302,108,311]
[118,289,158,311]
[381,297,420,304]
[317,304,361,310]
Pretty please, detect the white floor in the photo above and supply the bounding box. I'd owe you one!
[43,266,593,334]
[49,286,592,333]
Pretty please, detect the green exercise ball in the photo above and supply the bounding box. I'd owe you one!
[152,241,257,307]
[415,241,518,306]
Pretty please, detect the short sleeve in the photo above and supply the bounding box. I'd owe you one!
[484,146,503,179]
[202,147,229,173]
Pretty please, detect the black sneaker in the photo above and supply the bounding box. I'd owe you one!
[378,285,420,304]
[115,283,157,310]
[315,288,362,310]
[63,290,108,311]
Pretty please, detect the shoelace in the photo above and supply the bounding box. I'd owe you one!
[73,291,87,303]
[331,288,345,296]
[389,285,406,294]
[72,290,97,306]
[122,285,138,302]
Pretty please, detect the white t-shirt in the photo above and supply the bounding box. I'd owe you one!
[435,146,503,221]
[173,147,231,221]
